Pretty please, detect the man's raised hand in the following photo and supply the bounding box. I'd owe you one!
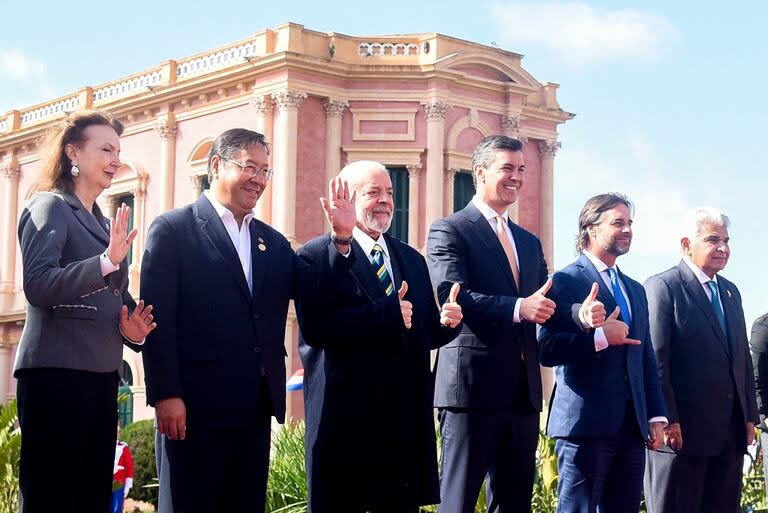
[320,177,356,238]
[398,281,413,329]
[579,282,606,328]
[440,283,462,328]
[520,278,556,324]
[603,306,641,346]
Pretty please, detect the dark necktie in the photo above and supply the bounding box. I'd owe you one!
[371,244,394,296]
[707,280,727,334]
[607,267,632,329]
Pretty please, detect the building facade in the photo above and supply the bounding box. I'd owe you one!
[0,23,573,422]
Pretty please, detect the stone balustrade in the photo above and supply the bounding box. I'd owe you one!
[93,70,163,102]
[357,41,419,56]
[176,41,259,78]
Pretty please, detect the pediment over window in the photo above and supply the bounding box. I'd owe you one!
[436,52,541,91]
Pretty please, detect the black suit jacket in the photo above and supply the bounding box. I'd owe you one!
[750,313,768,427]
[645,260,758,456]
[141,195,350,426]
[296,233,458,512]
[427,202,548,411]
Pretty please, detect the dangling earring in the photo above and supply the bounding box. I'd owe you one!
[71,161,79,177]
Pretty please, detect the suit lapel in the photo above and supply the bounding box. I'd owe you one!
[349,240,387,302]
[195,195,252,301]
[718,279,739,358]
[465,204,518,294]
[384,234,405,291]
[677,261,730,356]
[58,192,110,246]
[249,221,268,299]
[618,269,641,338]
[576,254,617,313]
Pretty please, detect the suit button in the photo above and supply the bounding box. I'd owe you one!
[253,313,261,320]
[253,346,261,353]
[113,289,120,296]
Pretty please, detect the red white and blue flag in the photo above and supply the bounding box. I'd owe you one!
[286,369,304,391]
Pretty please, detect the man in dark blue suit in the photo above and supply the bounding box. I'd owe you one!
[296,160,463,513]
[141,129,356,513]
[538,193,667,513]
[644,207,758,513]
[427,135,555,513]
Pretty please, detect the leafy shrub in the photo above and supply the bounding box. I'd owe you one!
[267,420,309,513]
[121,419,158,506]
[0,400,20,513]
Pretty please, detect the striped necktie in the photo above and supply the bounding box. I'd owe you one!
[371,244,394,296]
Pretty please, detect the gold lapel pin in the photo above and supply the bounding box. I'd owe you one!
[258,243,267,252]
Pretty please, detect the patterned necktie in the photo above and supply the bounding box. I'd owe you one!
[495,215,520,290]
[371,244,394,296]
[606,267,632,329]
[707,280,727,334]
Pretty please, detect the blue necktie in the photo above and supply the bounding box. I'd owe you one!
[371,244,394,296]
[707,280,727,334]
[607,268,632,329]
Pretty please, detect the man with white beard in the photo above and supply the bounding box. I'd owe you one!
[295,161,464,513]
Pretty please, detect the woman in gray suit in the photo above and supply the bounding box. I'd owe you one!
[15,109,156,513]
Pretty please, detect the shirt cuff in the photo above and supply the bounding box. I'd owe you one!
[513,298,522,323]
[594,327,609,352]
[100,252,119,276]
[120,326,145,345]
[649,416,668,427]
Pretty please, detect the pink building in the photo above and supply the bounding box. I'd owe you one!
[0,23,573,422]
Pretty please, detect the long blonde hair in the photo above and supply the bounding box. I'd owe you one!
[29,109,124,196]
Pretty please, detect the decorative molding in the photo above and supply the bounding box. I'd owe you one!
[342,146,424,167]
[501,115,520,132]
[323,98,349,118]
[1,157,20,180]
[249,94,274,116]
[424,99,449,121]
[351,108,417,142]
[538,139,561,156]
[357,41,419,57]
[446,115,492,151]
[406,163,422,177]
[271,90,307,111]
[469,108,479,128]
[155,116,177,140]
[445,168,460,181]
[444,150,472,173]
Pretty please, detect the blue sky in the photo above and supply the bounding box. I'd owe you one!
[2,1,766,326]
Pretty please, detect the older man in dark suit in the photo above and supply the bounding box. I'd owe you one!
[141,128,356,513]
[296,160,463,513]
[538,193,667,513]
[644,207,758,513]
[427,135,554,513]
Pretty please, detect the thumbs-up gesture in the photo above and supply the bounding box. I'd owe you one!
[398,281,413,329]
[520,278,556,324]
[440,283,463,328]
[579,282,606,328]
[603,307,641,346]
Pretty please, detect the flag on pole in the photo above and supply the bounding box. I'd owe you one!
[286,369,304,391]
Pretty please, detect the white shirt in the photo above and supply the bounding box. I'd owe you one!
[204,190,255,292]
[353,227,394,281]
[682,256,723,311]
[471,196,523,323]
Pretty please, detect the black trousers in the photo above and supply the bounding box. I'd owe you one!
[16,368,119,513]
[437,362,539,513]
[163,384,273,513]
[644,404,746,513]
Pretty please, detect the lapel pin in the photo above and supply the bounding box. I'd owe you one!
[258,243,267,252]
[258,237,264,243]
[727,289,732,298]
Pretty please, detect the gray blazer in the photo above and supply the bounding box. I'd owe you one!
[14,191,139,376]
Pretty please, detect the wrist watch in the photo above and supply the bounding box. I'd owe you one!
[331,233,353,245]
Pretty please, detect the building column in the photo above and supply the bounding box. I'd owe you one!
[323,98,349,230]
[406,164,422,248]
[1,156,20,310]
[104,195,118,218]
[251,95,275,224]
[444,168,460,216]
[424,99,448,230]
[130,183,148,294]
[155,113,177,213]
[271,90,307,246]
[284,305,298,420]
[537,139,559,270]
[502,117,522,224]
[0,343,9,404]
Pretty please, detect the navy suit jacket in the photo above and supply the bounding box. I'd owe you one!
[539,253,666,440]
[296,233,457,512]
[141,194,350,426]
[646,261,758,456]
[427,202,547,411]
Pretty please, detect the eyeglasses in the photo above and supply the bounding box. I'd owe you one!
[221,157,273,180]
